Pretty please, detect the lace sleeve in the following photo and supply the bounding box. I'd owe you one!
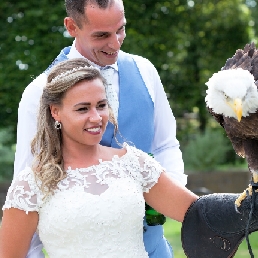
[2,167,42,214]
[128,146,164,193]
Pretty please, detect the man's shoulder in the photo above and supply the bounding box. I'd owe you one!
[120,51,152,64]
[120,51,156,72]
[27,72,47,88]
[23,72,47,97]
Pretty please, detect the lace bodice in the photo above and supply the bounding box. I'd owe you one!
[3,144,163,258]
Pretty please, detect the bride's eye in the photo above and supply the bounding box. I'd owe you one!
[97,103,107,110]
[77,107,88,112]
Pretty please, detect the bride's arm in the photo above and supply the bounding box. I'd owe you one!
[0,208,39,258]
[143,172,198,222]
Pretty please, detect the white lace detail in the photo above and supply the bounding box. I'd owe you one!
[3,167,43,214]
[3,144,163,258]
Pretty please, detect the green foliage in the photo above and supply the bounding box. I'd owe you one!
[0,1,72,142]
[182,129,231,172]
[122,0,254,131]
[0,128,15,181]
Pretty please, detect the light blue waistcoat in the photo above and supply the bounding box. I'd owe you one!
[45,47,173,258]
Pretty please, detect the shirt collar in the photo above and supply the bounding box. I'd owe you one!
[67,40,118,71]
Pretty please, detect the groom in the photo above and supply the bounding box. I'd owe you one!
[14,0,186,257]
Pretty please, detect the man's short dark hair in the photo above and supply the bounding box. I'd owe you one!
[65,0,113,28]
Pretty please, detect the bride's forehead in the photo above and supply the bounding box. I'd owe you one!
[69,79,105,93]
[62,80,106,102]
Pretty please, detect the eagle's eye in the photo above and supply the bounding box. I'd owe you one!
[224,93,229,100]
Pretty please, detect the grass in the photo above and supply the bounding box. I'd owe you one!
[163,218,258,258]
[43,249,49,258]
[163,219,186,257]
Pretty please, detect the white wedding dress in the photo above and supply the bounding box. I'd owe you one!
[3,144,163,258]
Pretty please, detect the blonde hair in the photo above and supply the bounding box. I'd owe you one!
[31,58,117,196]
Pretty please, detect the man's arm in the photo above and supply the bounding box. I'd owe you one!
[13,73,46,257]
[134,56,187,185]
[14,74,46,176]
[151,68,186,185]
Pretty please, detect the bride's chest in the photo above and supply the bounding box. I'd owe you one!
[38,177,145,227]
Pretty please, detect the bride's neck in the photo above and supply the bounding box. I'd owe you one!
[62,144,103,169]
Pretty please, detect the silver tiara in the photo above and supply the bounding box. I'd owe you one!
[51,65,100,84]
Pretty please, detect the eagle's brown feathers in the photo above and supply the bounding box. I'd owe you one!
[206,43,258,192]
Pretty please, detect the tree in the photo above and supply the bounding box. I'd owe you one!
[122,0,254,138]
[0,1,72,141]
[246,0,258,34]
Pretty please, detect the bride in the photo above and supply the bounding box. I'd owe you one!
[0,58,197,257]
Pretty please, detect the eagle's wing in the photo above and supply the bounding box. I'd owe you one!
[250,52,258,81]
[221,42,258,82]
[225,132,245,158]
[207,108,246,157]
[222,46,252,71]
[207,106,224,128]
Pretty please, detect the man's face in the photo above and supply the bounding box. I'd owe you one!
[69,0,126,67]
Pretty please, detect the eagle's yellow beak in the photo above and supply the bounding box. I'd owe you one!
[233,98,243,122]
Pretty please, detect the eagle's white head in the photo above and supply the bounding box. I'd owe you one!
[205,68,258,121]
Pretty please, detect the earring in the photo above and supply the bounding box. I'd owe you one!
[54,120,62,130]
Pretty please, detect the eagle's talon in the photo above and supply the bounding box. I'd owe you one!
[234,185,252,210]
[246,189,250,197]
[235,204,241,214]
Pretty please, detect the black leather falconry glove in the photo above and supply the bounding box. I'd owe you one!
[181,192,258,258]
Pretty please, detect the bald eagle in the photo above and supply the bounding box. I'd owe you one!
[205,42,258,206]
